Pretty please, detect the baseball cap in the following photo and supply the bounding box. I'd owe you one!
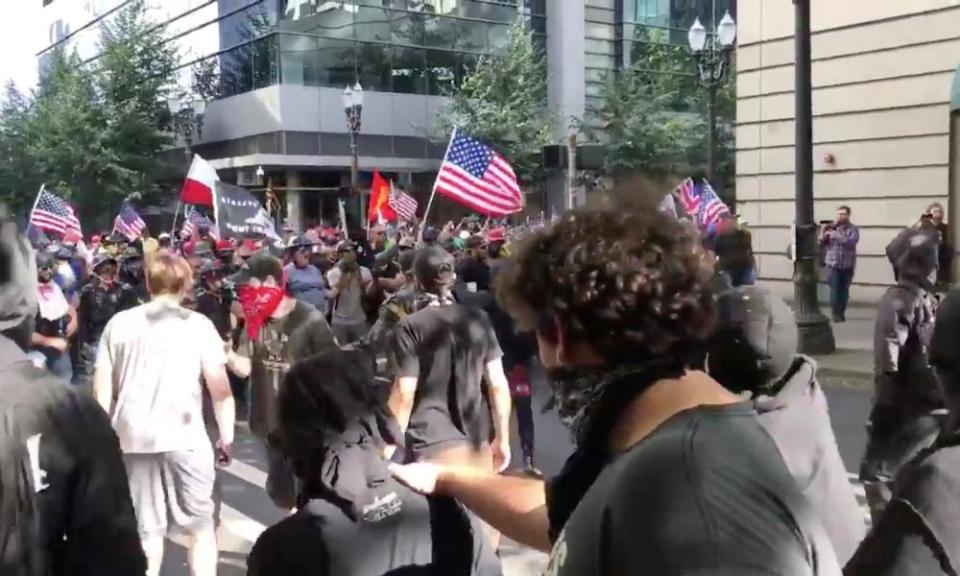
[397,236,416,249]
[485,228,506,244]
[286,234,316,251]
[229,252,284,285]
[216,239,235,254]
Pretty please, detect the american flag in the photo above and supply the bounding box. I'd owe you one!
[112,201,146,240]
[30,187,82,238]
[434,129,523,216]
[182,206,219,239]
[388,182,418,222]
[678,178,729,227]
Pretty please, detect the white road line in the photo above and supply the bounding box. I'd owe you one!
[220,502,268,545]
[224,458,269,487]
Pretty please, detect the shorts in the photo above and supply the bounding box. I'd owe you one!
[124,444,216,540]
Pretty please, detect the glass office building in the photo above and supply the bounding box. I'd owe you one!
[214,0,545,98]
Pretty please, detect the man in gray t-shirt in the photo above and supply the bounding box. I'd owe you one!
[284,235,330,314]
[327,241,372,345]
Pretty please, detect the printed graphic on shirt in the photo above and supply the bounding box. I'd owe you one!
[362,492,403,523]
[543,529,567,576]
[26,433,49,493]
[261,326,290,393]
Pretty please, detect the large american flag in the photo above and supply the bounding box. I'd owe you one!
[678,178,729,227]
[30,187,82,237]
[182,206,219,239]
[112,201,146,240]
[434,129,523,216]
[388,183,418,222]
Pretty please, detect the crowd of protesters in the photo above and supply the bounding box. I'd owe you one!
[5,182,960,576]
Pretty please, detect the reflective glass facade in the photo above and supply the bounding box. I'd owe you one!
[216,0,545,98]
[582,0,735,111]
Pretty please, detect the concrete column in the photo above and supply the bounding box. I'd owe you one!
[546,1,586,139]
[286,170,303,233]
[546,1,585,212]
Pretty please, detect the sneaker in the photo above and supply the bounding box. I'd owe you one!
[523,455,542,478]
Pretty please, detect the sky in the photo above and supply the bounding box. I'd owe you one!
[0,1,42,93]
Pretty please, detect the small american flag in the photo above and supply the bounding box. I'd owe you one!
[434,129,523,216]
[30,187,82,238]
[112,201,146,240]
[388,182,418,222]
[182,206,219,239]
[678,178,729,227]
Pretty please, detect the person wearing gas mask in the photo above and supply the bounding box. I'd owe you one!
[224,252,337,509]
[31,251,77,381]
[389,207,841,576]
[75,252,136,390]
[860,231,943,524]
[118,245,149,308]
[327,241,373,345]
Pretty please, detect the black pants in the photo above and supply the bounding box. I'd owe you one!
[514,395,535,457]
[860,405,943,524]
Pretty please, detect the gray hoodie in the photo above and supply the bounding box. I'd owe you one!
[755,356,867,566]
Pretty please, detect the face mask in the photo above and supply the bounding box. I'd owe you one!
[544,366,613,442]
[237,284,285,339]
[545,361,685,446]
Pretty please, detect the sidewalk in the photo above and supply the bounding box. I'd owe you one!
[803,305,874,379]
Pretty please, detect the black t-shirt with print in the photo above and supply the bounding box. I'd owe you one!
[240,301,337,438]
[389,304,502,458]
[542,402,840,576]
[247,481,501,576]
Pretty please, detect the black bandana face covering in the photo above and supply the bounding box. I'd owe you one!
[544,359,686,542]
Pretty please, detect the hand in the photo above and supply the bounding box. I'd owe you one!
[216,440,232,466]
[389,462,445,495]
[492,437,511,473]
[46,337,69,353]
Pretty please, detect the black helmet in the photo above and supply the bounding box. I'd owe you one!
[91,252,118,272]
[414,246,455,291]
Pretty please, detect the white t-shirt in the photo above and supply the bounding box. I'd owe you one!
[97,300,226,454]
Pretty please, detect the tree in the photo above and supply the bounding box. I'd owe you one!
[0,0,180,227]
[0,82,40,216]
[26,49,109,224]
[434,20,553,187]
[588,26,736,202]
[94,0,179,215]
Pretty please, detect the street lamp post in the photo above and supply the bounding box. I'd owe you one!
[688,11,736,181]
[343,82,364,223]
[793,0,835,354]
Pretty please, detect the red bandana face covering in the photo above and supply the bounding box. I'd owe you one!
[237,285,285,339]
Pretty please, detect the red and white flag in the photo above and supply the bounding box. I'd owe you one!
[179,154,220,206]
[433,129,523,217]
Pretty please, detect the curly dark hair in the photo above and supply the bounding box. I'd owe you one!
[496,208,716,367]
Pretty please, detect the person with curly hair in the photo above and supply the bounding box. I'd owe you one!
[389,205,841,575]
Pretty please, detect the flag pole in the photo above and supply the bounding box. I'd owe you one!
[170,200,183,236]
[419,127,457,243]
[27,184,46,227]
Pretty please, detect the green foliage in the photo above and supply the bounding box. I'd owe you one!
[435,20,553,186]
[0,0,179,227]
[588,26,736,201]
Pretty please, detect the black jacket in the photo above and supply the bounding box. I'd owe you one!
[0,335,145,575]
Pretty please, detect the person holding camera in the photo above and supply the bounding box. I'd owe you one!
[327,241,373,345]
[821,205,860,323]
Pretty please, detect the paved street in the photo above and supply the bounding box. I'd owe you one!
[158,363,875,575]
